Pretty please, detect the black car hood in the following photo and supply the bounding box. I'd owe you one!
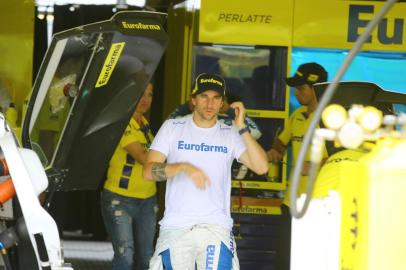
[314,81,406,155]
[314,81,406,113]
[22,11,168,190]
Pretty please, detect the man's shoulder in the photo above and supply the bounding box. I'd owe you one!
[167,102,191,119]
[292,106,307,114]
[128,117,140,129]
[164,115,190,127]
[290,106,308,120]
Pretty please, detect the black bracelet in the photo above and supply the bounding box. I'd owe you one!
[238,126,250,135]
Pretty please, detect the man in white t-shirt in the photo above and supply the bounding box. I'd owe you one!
[143,73,269,270]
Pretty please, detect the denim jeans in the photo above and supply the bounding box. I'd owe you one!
[101,189,157,270]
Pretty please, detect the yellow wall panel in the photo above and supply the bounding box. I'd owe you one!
[0,1,34,117]
[293,0,406,51]
[199,0,294,46]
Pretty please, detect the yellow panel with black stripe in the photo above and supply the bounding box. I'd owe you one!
[326,138,406,270]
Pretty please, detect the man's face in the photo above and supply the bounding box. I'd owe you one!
[191,90,223,121]
[293,84,317,106]
[135,83,153,114]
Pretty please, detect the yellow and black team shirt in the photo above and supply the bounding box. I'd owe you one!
[278,106,328,206]
[103,116,156,199]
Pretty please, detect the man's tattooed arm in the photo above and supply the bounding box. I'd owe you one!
[151,162,167,181]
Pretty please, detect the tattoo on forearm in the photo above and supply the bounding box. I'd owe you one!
[151,163,167,181]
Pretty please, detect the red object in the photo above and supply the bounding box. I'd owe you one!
[0,178,15,205]
[63,84,70,96]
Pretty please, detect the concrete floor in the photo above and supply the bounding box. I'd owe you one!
[63,240,113,270]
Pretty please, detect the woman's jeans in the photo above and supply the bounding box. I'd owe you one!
[101,189,157,270]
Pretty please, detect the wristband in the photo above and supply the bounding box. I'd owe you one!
[238,126,250,135]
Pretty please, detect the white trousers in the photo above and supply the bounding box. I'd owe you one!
[149,224,239,270]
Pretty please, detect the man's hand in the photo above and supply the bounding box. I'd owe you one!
[267,149,282,162]
[181,163,210,190]
[230,102,246,129]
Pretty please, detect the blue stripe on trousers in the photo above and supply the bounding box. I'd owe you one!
[161,249,173,270]
[217,242,232,270]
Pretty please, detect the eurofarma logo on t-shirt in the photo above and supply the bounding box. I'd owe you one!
[177,140,228,153]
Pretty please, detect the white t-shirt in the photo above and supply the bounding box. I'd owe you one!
[150,114,246,229]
